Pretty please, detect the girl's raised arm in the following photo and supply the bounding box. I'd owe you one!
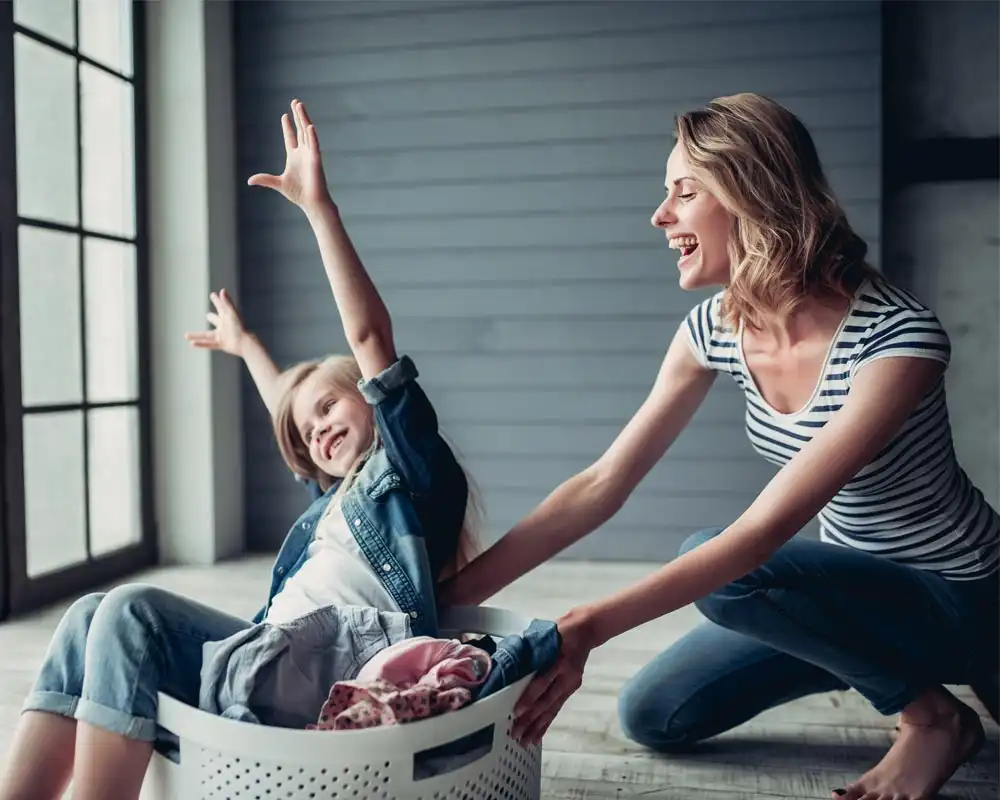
[248,99,396,381]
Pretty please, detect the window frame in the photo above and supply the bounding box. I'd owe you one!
[0,0,155,619]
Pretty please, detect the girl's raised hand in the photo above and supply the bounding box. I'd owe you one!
[247,99,332,211]
[184,289,250,358]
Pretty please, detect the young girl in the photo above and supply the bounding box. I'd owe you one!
[0,99,479,800]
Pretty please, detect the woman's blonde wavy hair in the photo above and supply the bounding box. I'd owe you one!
[272,354,482,582]
[674,92,877,331]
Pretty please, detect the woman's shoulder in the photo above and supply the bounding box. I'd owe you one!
[683,290,737,370]
[848,273,951,371]
[855,273,941,319]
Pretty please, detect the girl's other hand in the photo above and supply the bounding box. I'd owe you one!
[184,288,250,358]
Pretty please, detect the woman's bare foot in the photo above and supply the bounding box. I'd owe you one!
[833,688,984,800]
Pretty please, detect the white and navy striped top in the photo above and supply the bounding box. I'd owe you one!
[684,275,999,581]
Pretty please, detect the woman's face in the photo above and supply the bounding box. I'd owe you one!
[650,143,733,290]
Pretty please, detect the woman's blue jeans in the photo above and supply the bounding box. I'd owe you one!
[23,584,250,744]
[618,528,999,751]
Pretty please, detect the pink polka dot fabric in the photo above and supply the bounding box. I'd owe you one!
[308,679,474,730]
[307,636,493,731]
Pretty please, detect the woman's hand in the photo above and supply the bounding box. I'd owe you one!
[511,607,599,746]
[185,289,250,358]
[248,99,332,212]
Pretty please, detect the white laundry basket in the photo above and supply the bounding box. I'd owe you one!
[139,606,543,800]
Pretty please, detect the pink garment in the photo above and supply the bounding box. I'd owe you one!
[309,637,492,731]
[309,679,472,730]
[356,636,492,689]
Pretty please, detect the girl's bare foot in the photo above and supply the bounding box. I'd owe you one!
[833,688,984,800]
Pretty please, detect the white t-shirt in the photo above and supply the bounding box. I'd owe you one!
[264,496,401,625]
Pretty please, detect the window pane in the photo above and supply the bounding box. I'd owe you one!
[14,34,79,226]
[18,226,83,406]
[84,239,137,402]
[13,0,75,48]
[79,0,133,76]
[23,412,88,577]
[88,407,142,556]
[81,65,135,238]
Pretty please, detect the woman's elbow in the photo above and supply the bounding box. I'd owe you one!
[583,465,630,522]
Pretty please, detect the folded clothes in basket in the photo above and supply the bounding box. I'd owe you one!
[199,603,561,733]
[199,604,414,729]
[310,677,476,730]
[471,619,561,702]
[356,635,494,687]
[303,622,561,781]
[308,636,492,730]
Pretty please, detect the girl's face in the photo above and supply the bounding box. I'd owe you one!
[650,143,733,290]
[291,370,374,478]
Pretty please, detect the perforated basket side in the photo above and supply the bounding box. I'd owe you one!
[187,708,540,800]
[147,606,545,799]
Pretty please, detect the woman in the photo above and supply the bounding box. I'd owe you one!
[439,93,999,800]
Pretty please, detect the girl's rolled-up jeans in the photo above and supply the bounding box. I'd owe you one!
[23,584,249,750]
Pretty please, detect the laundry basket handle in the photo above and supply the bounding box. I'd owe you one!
[411,720,496,780]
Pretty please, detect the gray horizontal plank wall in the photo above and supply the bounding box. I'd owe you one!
[232,0,881,559]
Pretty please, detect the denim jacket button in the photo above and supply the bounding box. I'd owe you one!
[353,518,361,527]
[382,563,391,572]
[409,611,418,619]
[277,566,285,576]
[302,522,311,530]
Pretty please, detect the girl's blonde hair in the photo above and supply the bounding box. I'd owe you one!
[674,92,877,331]
[273,354,482,581]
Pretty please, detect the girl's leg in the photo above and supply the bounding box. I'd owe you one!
[1,592,105,800]
[72,584,250,800]
[0,712,77,800]
[685,527,998,800]
[73,724,152,800]
[5,584,250,800]
[618,618,848,750]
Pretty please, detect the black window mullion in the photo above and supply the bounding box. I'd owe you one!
[24,399,140,415]
[17,216,137,247]
[132,0,156,568]
[73,0,92,564]
[13,22,134,84]
[0,0,15,621]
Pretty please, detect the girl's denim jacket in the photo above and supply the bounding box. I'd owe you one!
[252,355,468,638]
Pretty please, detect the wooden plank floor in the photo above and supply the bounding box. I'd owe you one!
[1,556,996,799]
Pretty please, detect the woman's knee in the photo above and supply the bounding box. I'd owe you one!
[617,664,711,751]
[618,691,693,751]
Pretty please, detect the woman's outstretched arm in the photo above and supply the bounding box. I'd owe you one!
[511,354,945,744]
[438,326,717,607]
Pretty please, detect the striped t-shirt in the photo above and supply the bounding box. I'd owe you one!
[684,274,999,581]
